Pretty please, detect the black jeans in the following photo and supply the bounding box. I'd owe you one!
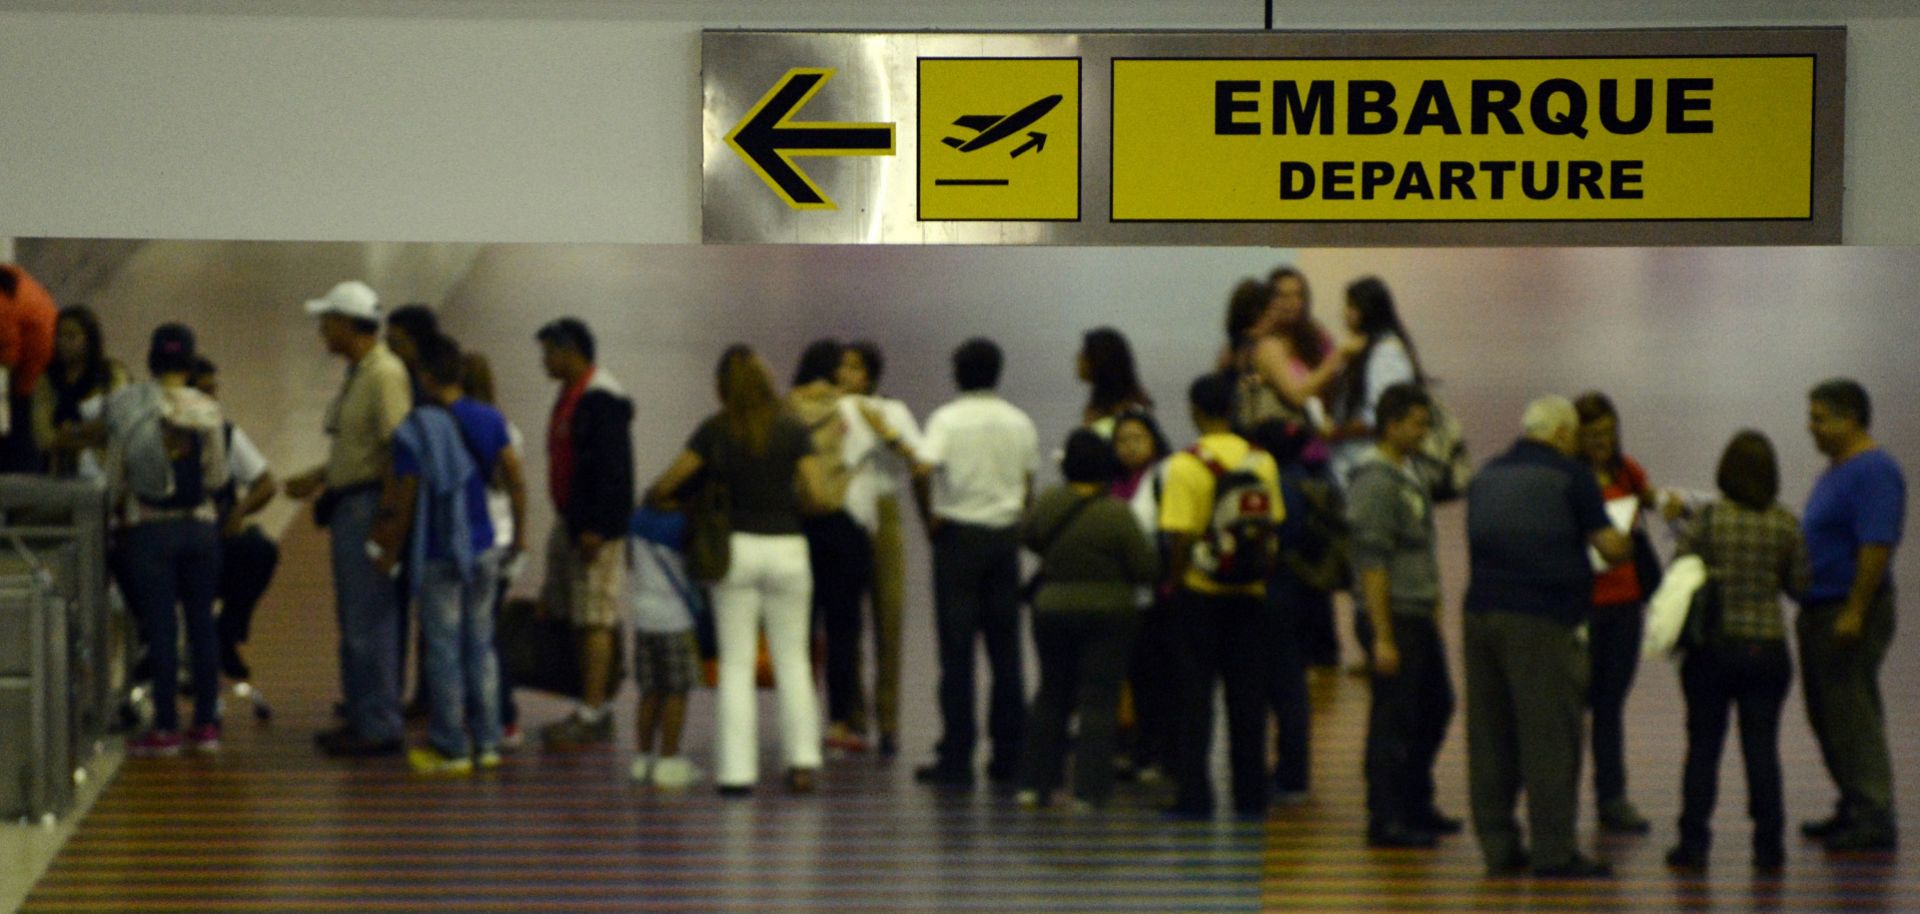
[1362,614,1454,828]
[931,522,1024,770]
[1267,575,1312,794]
[805,511,873,726]
[1299,584,1340,668]
[1678,639,1792,856]
[215,526,280,654]
[1171,588,1274,817]
[1588,602,1645,804]
[492,576,518,728]
[1021,607,1140,805]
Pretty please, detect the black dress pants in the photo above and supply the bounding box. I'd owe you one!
[1363,614,1453,828]
[804,511,873,725]
[931,522,1024,770]
[1171,588,1274,817]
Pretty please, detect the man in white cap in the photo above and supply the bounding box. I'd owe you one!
[285,281,413,756]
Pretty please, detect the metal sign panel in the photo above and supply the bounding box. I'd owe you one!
[701,29,1844,245]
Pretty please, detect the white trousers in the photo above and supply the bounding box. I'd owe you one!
[712,532,822,786]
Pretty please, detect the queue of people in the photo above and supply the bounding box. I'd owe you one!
[2,259,1901,881]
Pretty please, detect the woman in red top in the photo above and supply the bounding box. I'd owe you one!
[1574,391,1659,835]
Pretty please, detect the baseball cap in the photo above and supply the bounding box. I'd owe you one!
[148,323,197,375]
[303,280,381,321]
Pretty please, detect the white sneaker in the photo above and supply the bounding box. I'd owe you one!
[629,753,655,784]
[1015,789,1042,810]
[651,756,703,789]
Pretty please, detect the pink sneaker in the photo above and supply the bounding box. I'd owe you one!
[187,724,222,754]
[129,730,183,758]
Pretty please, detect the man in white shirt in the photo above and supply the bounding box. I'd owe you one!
[191,356,281,685]
[888,338,1038,786]
[837,341,921,757]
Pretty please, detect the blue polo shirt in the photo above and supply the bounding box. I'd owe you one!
[1464,439,1611,626]
[1802,448,1905,603]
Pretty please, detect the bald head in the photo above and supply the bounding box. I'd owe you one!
[1522,395,1580,456]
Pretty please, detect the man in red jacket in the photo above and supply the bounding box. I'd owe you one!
[0,264,58,472]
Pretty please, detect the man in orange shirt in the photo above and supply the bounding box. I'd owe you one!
[0,264,59,472]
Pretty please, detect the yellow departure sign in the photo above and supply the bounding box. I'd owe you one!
[918,58,1080,221]
[1110,57,1816,222]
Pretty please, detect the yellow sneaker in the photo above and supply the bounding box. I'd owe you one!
[408,747,474,776]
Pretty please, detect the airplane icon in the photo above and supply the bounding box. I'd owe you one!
[941,94,1064,157]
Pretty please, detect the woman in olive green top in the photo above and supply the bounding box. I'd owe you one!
[1017,429,1160,809]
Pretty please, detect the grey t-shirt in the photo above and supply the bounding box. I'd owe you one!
[688,413,815,536]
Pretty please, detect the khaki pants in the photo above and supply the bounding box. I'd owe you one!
[851,495,906,737]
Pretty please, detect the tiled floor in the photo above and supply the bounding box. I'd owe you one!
[17,518,1916,912]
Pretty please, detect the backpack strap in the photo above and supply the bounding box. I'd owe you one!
[1035,493,1100,557]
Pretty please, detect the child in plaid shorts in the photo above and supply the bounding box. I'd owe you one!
[629,508,706,788]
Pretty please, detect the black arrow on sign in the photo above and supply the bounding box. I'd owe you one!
[1010,131,1047,158]
[726,68,896,210]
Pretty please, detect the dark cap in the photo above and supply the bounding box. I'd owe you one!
[148,323,197,375]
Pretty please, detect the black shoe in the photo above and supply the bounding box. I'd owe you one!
[716,784,752,798]
[218,641,251,681]
[1753,847,1785,875]
[1801,814,1852,840]
[985,758,1019,785]
[877,734,899,759]
[1597,799,1652,835]
[1485,849,1531,876]
[315,727,402,758]
[1367,822,1438,849]
[914,763,975,787]
[1162,803,1212,822]
[1410,808,1464,836]
[1533,854,1613,879]
[1664,844,1708,873]
[1823,826,1897,852]
[402,695,431,722]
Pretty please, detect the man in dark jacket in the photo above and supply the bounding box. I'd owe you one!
[534,318,635,749]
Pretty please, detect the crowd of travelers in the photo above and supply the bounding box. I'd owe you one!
[0,259,1901,879]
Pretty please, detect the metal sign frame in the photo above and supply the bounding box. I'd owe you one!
[701,29,1844,245]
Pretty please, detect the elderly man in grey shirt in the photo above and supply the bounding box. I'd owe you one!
[1349,383,1459,849]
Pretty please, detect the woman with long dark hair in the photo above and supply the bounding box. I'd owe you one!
[1327,276,1424,488]
[1079,327,1153,433]
[787,339,870,754]
[1572,391,1663,835]
[1222,272,1347,460]
[646,344,836,795]
[32,304,127,478]
[1666,430,1808,874]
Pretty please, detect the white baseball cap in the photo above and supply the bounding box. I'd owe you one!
[303,281,381,321]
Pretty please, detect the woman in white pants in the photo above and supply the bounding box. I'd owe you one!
[647,345,837,795]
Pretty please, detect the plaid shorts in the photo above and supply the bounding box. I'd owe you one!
[634,630,700,694]
[542,523,625,629]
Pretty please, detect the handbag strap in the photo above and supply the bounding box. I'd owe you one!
[1035,493,1100,557]
[642,540,706,619]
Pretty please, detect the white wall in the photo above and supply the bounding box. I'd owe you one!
[2,1,1917,243]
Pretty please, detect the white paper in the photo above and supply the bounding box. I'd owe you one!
[1589,495,1639,571]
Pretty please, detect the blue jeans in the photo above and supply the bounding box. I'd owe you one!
[123,519,222,732]
[329,489,403,742]
[419,550,504,757]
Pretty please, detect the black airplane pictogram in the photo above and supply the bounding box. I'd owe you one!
[941,94,1063,157]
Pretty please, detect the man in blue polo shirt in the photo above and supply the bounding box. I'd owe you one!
[1798,378,1904,852]
[1462,396,1630,879]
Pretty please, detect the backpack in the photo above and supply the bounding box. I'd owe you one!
[1409,394,1472,503]
[1279,470,1350,594]
[1188,445,1279,586]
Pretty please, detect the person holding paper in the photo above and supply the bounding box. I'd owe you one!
[1572,392,1660,835]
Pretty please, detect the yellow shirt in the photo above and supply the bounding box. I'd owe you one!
[323,342,411,488]
[1159,432,1285,596]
